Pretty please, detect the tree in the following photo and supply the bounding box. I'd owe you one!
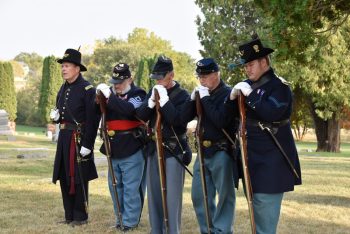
[14,52,43,126]
[38,56,62,124]
[3,62,17,121]
[195,0,264,84]
[255,0,350,60]
[135,56,157,92]
[0,63,9,113]
[84,28,197,92]
[0,62,17,121]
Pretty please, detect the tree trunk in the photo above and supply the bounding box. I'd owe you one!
[309,102,341,152]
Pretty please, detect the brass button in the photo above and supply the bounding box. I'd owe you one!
[203,140,212,148]
[107,130,115,137]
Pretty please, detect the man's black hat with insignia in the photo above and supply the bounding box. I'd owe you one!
[196,58,219,75]
[109,63,131,84]
[238,38,274,64]
[150,55,173,80]
[57,48,87,72]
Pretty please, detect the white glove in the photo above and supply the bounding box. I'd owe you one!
[80,146,91,157]
[50,109,60,121]
[155,85,169,107]
[190,88,197,100]
[198,85,209,99]
[148,97,156,109]
[148,87,156,109]
[230,88,240,100]
[233,82,253,96]
[96,83,111,98]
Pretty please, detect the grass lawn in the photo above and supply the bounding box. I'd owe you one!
[0,132,349,233]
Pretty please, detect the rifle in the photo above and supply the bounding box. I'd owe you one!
[154,88,169,234]
[74,131,89,215]
[96,91,124,230]
[195,91,212,234]
[238,92,256,234]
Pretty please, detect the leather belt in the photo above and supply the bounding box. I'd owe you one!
[151,133,186,142]
[60,122,83,131]
[245,118,289,128]
[202,138,227,148]
[107,130,135,137]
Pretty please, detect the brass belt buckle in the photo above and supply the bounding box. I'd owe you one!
[203,140,212,148]
[60,123,65,129]
[107,130,115,137]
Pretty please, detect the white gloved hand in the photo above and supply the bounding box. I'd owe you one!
[50,109,60,121]
[190,88,196,100]
[148,97,156,109]
[230,88,240,100]
[96,83,111,98]
[233,82,253,96]
[148,87,156,109]
[155,85,169,107]
[197,85,209,99]
[80,146,91,157]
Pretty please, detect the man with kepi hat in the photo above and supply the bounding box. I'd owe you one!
[51,48,99,226]
[136,55,193,234]
[96,63,147,231]
[228,38,302,233]
[185,58,239,234]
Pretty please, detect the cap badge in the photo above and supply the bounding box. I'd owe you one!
[253,45,260,53]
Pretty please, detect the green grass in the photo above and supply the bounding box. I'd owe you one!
[0,133,350,233]
[16,124,47,136]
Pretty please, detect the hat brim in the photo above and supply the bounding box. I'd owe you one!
[242,48,274,64]
[196,70,218,76]
[57,58,87,72]
[108,77,125,84]
[150,73,166,80]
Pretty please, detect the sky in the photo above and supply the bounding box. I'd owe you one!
[0,0,203,61]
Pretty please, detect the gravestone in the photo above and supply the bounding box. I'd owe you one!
[0,109,14,136]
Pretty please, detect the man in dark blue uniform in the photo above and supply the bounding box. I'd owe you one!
[136,55,192,234]
[228,38,302,234]
[187,58,238,234]
[51,48,99,226]
[96,63,146,231]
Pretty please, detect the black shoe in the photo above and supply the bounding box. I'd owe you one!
[57,220,72,224]
[70,220,88,227]
[110,224,121,229]
[122,226,134,232]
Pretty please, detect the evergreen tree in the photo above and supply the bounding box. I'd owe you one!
[3,62,17,121]
[38,56,62,124]
[0,63,9,112]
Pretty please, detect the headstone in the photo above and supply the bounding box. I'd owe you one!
[0,109,14,136]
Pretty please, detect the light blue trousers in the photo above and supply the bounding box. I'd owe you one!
[108,149,145,227]
[147,152,185,234]
[253,193,284,234]
[191,151,236,234]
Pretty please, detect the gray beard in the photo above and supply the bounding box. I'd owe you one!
[112,84,131,95]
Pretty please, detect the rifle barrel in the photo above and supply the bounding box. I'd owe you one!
[97,91,124,229]
[238,93,256,234]
[154,89,169,234]
[195,91,212,234]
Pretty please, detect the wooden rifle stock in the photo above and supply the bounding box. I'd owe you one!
[96,91,124,229]
[154,89,169,234]
[195,91,212,234]
[238,92,256,234]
